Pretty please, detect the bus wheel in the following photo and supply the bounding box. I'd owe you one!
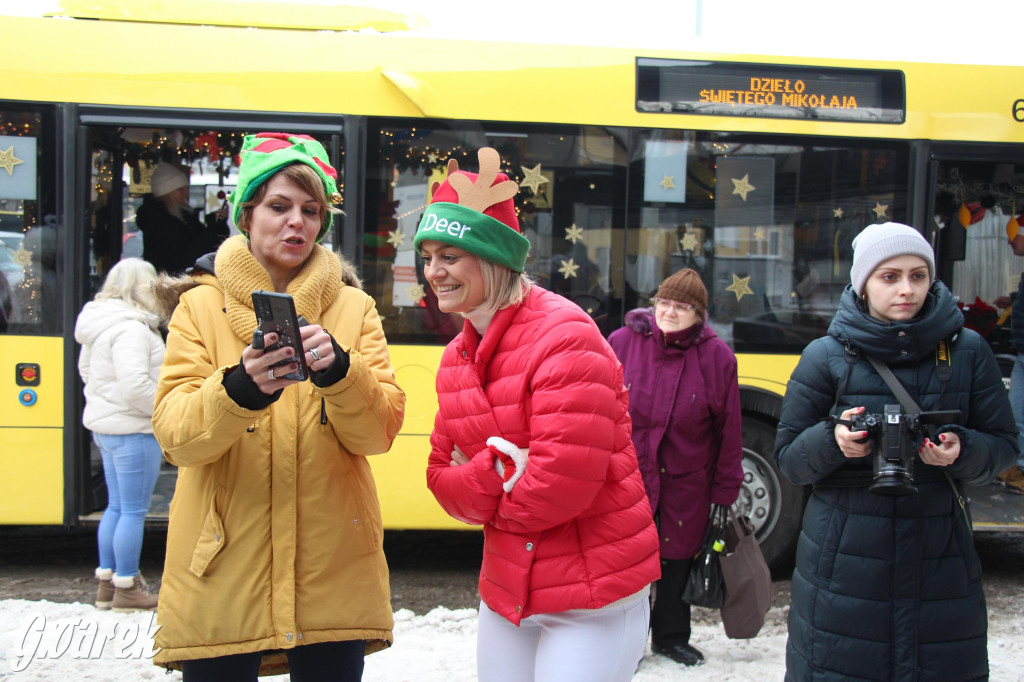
[736,417,807,577]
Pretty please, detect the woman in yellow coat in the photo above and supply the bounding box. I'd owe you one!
[151,133,405,680]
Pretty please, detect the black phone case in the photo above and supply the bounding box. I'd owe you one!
[251,290,307,381]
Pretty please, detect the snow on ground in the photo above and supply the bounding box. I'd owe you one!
[1,599,1022,680]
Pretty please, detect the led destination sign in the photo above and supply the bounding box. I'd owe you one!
[636,59,905,123]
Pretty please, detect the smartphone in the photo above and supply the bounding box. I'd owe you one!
[251,290,308,381]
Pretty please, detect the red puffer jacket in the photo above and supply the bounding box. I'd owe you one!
[426,286,660,625]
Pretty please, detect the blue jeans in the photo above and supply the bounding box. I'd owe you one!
[1011,355,1024,469]
[94,432,163,577]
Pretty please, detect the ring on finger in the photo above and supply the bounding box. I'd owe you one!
[268,368,275,381]
[310,346,321,362]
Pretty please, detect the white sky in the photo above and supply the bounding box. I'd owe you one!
[1,0,1021,65]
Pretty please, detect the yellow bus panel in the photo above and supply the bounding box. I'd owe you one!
[369,434,465,530]
[0,336,64,428]
[389,345,444,437]
[0,427,64,524]
[736,353,802,397]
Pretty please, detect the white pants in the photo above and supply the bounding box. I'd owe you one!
[476,592,651,682]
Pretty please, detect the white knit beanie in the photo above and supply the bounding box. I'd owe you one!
[850,222,935,296]
[150,163,189,198]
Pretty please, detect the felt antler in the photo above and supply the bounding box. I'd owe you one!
[430,158,461,196]
[448,148,519,213]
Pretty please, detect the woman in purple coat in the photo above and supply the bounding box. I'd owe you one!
[608,268,743,667]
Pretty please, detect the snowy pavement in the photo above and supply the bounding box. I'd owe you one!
[2,599,1023,680]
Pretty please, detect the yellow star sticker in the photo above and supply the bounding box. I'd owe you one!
[753,227,766,241]
[660,175,675,190]
[680,233,699,252]
[11,245,32,268]
[726,273,753,301]
[564,223,584,244]
[520,163,549,195]
[386,229,406,248]
[558,257,580,279]
[873,202,889,219]
[0,146,24,175]
[833,207,844,218]
[731,174,756,201]
[407,283,425,303]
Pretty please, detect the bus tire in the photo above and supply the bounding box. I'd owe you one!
[737,416,807,578]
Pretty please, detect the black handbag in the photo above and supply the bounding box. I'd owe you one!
[681,504,727,608]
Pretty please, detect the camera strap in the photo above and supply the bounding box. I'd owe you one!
[865,351,970,529]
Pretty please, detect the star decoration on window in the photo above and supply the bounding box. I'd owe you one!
[407,283,425,304]
[873,202,889,219]
[558,258,580,279]
[731,174,756,201]
[11,245,32,269]
[660,175,675,190]
[0,146,24,175]
[426,152,438,163]
[520,163,549,195]
[726,273,753,301]
[564,223,584,244]
[833,207,844,218]
[753,227,766,241]
[386,229,406,248]
[680,233,699,252]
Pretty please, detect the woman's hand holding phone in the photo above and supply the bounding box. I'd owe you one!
[243,331,302,394]
[300,323,333,373]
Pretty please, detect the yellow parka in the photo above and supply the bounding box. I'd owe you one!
[152,236,405,674]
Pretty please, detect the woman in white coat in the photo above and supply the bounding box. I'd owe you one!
[75,258,166,612]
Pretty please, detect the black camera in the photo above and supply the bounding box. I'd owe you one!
[834,405,960,496]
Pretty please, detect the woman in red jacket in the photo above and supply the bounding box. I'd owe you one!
[416,148,661,681]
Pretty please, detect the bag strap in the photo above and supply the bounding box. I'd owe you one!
[864,353,970,529]
[865,355,922,413]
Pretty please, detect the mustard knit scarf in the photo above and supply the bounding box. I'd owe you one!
[214,235,344,342]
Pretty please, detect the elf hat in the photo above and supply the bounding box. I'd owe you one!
[850,222,934,296]
[413,148,530,272]
[229,132,341,242]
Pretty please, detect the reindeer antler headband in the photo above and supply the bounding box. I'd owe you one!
[413,148,531,273]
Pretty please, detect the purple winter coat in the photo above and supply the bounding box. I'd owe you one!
[608,308,743,560]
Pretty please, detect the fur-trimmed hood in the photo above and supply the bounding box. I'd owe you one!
[622,306,716,350]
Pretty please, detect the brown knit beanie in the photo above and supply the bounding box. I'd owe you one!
[656,268,707,317]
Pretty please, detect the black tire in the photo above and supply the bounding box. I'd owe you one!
[737,417,808,578]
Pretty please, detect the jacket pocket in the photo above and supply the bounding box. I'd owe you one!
[350,466,383,554]
[188,489,226,577]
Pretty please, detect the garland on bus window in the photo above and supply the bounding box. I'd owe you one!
[119,129,248,184]
[936,167,1024,223]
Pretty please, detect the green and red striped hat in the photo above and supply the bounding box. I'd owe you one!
[230,132,340,242]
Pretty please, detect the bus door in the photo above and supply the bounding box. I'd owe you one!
[76,109,345,524]
[928,144,1024,530]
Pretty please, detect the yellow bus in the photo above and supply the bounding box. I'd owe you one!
[2,4,1023,571]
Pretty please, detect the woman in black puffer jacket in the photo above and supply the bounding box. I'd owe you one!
[775,222,1016,682]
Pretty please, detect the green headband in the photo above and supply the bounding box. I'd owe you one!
[413,202,530,272]
[229,133,339,243]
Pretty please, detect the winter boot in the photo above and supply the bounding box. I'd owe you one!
[94,568,114,610]
[112,573,158,613]
[997,465,1024,495]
